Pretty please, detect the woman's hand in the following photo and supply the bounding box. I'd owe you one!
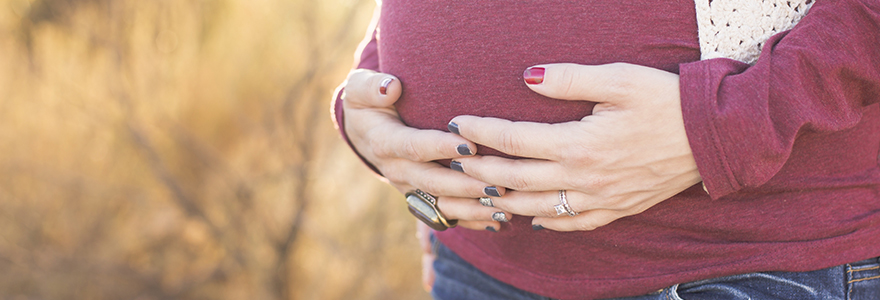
[342,69,512,231]
[450,63,703,232]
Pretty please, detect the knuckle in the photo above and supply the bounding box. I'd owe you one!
[368,134,392,159]
[399,138,426,161]
[566,173,604,191]
[344,71,369,94]
[503,171,532,191]
[602,65,637,99]
[575,219,600,231]
[534,202,557,217]
[558,135,594,162]
[559,66,580,98]
[418,177,443,196]
[497,127,525,155]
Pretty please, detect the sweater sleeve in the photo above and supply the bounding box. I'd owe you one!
[331,7,382,175]
[680,0,880,199]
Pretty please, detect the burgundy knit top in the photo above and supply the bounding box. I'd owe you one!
[334,0,880,299]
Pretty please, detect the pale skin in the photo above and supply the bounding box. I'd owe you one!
[340,62,703,290]
[342,69,512,233]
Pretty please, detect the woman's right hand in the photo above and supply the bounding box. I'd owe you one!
[341,69,512,232]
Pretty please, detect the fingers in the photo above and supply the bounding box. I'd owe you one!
[386,159,513,229]
[386,161,501,199]
[368,122,478,162]
[522,63,681,114]
[342,72,479,163]
[448,116,580,160]
[453,155,568,191]
[343,69,402,108]
[483,190,627,232]
[436,196,510,230]
[531,209,623,232]
[521,63,637,103]
[486,190,623,218]
[487,190,656,232]
[484,190,569,218]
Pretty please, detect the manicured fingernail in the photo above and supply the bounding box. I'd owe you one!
[523,67,545,85]
[484,186,501,197]
[485,226,497,232]
[447,122,460,135]
[492,212,509,222]
[450,160,464,172]
[379,78,393,95]
[479,197,495,207]
[532,224,544,231]
[456,144,473,156]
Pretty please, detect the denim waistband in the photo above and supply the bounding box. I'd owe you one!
[849,257,880,268]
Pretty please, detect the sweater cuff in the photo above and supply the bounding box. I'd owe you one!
[679,59,745,199]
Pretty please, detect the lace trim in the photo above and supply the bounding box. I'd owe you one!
[695,0,814,64]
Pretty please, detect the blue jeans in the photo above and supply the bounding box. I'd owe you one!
[430,237,880,300]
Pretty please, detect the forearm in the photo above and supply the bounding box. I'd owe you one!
[680,0,880,198]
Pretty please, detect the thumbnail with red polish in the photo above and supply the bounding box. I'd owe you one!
[523,67,545,85]
[379,78,394,95]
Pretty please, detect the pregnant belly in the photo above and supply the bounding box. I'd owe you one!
[379,1,700,157]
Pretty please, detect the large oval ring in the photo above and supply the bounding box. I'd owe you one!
[405,189,458,231]
[553,190,579,217]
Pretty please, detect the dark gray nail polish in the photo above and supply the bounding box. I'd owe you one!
[450,161,464,172]
[448,122,461,135]
[484,186,501,197]
[532,224,544,231]
[485,226,497,232]
[492,212,509,222]
[456,144,473,156]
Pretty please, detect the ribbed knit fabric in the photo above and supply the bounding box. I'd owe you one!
[334,0,880,299]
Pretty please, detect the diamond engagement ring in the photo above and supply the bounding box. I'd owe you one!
[553,190,579,217]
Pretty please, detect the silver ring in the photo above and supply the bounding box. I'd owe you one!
[553,190,578,217]
[479,197,494,207]
[492,212,509,222]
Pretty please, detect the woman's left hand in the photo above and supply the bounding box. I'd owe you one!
[451,63,703,232]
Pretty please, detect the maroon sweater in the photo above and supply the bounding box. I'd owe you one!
[333,0,880,299]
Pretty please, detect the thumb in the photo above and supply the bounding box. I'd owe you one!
[343,69,402,109]
[522,62,641,105]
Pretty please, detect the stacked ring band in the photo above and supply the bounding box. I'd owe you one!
[479,197,495,207]
[405,189,458,231]
[553,190,579,217]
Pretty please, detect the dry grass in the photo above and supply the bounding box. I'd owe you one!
[0,0,426,299]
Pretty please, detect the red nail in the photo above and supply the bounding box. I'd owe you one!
[379,78,394,95]
[523,67,545,85]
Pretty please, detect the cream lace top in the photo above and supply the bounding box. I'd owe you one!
[695,0,814,64]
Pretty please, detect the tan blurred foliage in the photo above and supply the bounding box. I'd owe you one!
[0,0,426,299]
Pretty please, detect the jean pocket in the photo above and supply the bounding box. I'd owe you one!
[846,257,880,300]
[671,267,847,300]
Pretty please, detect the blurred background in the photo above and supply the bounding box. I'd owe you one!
[0,0,428,299]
